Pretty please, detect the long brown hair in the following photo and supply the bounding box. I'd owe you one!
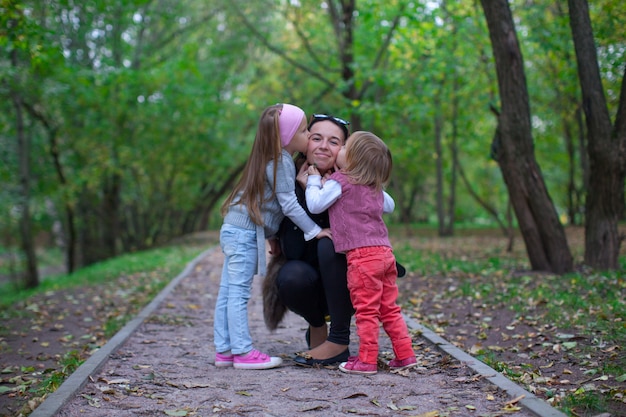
[221,104,283,225]
[342,131,392,192]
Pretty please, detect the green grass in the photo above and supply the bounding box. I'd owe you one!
[559,390,608,416]
[0,244,207,309]
[36,350,83,395]
[395,242,626,346]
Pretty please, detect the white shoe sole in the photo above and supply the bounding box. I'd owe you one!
[233,357,283,370]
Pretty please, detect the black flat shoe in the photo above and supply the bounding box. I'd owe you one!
[293,349,350,367]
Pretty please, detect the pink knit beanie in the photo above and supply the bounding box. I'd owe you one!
[278,104,305,147]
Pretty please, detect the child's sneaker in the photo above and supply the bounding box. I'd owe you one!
[339,356,377,375]
[215,351,234,367]
[233,349,282,370]
[388,356,417,371]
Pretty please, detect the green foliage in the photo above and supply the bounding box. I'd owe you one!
[1,0,624,277]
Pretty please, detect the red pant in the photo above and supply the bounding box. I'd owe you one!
[346,246,414,364]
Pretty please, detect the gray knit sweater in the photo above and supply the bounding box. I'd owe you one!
[223,149,321,241]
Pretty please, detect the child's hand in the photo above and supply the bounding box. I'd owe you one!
[321,171,332,186]
[307,163,320,176]
[315,228,332,240]
[296,162,310,188]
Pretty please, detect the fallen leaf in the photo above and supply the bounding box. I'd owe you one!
[0,386,15,394]
[183,382,214,388]
[236,390,252,396]
[488,345,505,352]
[503,405,522,411]
[164,410,188,416]
[562,341,577,350]
[505,394,525,405]
[80,394,101,408]
[100,378,130,385]
[414,411,439,417]
[469,344,483,354]
[344,392,368,399]
[301,405,328,411]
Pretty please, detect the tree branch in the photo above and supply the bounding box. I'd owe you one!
[228,1,334,86]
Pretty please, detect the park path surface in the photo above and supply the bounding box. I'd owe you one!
[31,247,566,417]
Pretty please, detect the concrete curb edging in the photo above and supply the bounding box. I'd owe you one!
[29,248,217,417]
[405,317,568,417]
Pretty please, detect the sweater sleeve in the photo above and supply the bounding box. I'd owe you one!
[305,175,342,214]
[270,153,322,241]
[383,191,395,214]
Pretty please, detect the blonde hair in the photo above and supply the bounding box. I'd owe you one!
[342,131,392,192]
[221,104,283,225]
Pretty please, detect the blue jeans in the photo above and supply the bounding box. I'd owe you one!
[213,224,258,355]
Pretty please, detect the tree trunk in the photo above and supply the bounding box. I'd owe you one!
[563,117,578,225]
[434,91,446,236]
[23,102,77,274]
[102,173,121,259]
[445,77,461,237]
[11,54,39,288]
[480,0,573,273]
[47,129,77,273]
[568,0,626,270]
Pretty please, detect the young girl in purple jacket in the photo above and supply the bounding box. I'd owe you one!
[305,131,416,375]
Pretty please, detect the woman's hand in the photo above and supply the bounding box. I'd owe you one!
[307,163,320,176]
[268,238,281,256]
[315,228,332,240]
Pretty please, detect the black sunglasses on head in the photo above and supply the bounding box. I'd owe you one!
[311,114,350,126]
[309,114,351,140]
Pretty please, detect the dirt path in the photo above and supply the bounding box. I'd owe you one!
[34,248,547,417]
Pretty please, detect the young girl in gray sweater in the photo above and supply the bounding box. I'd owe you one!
[214,103,331,370]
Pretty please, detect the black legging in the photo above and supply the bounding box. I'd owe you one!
[276,237,352,346]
